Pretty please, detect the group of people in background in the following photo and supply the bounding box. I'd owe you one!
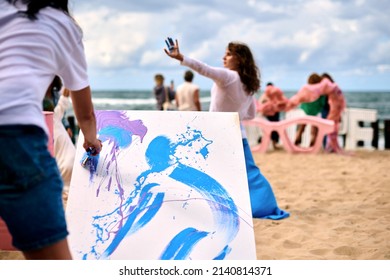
[155,68,345,154]
[257,72,344,153]
[153,70,201,112]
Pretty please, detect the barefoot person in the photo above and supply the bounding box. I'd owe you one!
[164,38,289,219]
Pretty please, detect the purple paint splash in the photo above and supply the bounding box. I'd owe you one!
[92,111,147,195]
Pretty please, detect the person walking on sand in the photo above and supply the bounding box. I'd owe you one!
[164,38,289,219]
[153,73,175,110]
[0,0,102,260]
[175,70,201,111]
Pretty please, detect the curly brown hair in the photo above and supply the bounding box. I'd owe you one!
[227,42,260,95]
[6,0,69,20]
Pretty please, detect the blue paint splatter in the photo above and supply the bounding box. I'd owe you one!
[81,118,240,260]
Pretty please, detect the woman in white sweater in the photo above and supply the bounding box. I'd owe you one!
[164,39,289,220]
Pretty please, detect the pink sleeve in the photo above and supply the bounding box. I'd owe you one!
[290,85,316,104]
[322,78,339,93]
[293,80,334,103]
[304,78,338,95]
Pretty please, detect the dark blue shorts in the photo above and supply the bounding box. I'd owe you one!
[0,125,68,251]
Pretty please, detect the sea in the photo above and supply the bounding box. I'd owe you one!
[90,90,390,118]
[72,90,390,149]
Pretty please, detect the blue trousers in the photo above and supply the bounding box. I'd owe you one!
[243,139,290,219]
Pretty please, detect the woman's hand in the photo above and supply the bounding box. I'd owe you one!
[83,139,102,156]
[164,38,183,61]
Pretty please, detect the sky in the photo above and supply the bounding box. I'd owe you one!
[71,0,390,91]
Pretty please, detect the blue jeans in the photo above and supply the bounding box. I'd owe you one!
[0,125,68,251]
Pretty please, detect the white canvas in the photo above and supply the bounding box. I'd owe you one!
[66,110,256,260]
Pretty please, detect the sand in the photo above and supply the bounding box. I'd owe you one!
[1,150,389,260]
[253,150,390,260]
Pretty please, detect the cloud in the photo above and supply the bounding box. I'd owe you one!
[76,7,151,69]
[71,0,390,90]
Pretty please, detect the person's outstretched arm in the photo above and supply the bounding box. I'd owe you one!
[164,38,235,86]
[70,86,102,155]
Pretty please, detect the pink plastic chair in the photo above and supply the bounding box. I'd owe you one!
[243,116,335,154]
[0,112,54,251]
[43,111,54,156]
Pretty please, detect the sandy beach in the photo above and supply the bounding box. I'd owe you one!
[253,150,390,260]
[1,149,389,260]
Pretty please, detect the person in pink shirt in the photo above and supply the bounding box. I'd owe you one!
[257,82,288,116]
[257,82,288,149]
[164,38,289,220]
[287,75,346,153]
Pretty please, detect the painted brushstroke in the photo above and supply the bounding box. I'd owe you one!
[80,112,239,260]
[90,110,147,197]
